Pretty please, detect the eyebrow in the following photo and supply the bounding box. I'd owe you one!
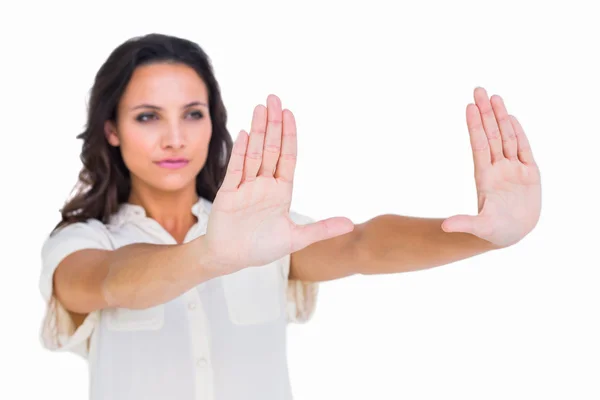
[129,101,208,111]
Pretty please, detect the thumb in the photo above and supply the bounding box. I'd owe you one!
[441,214,480,235]
[291,217,355,253]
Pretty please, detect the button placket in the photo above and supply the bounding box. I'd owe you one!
[183,289,214,400]
[196,357,208,368]
[183,210,214,399]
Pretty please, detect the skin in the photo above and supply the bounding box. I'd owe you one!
[104,62,213,243]
[53,62,351,319]
[54,62,541,327]
[289,87,542,281]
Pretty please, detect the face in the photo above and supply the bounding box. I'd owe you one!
[105,62,212,197]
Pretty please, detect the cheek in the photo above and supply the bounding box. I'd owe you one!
[118,127,156,170]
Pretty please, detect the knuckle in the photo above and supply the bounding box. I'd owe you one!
[487,128,501,139]
[482,107,495,117]
[264,145,281,153]
[471,139,489,152]
[502,133,517,142]
[280,153,297,161]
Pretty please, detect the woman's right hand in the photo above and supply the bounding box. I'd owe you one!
[201,95,354,274]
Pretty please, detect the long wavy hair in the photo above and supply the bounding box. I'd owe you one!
[53,33,233,233]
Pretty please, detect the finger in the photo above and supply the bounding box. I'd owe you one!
[474,87,504,163]
[220,130,248,192]
[242,105,267,182]
[466,103,491,171]
[509,115,536,165]
[290,217,355,253]
[490,95,518,160]
[274,109,297,183]
[258,95,283,177]
[441,214,488,238]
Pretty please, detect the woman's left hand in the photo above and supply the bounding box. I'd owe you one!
[441,87,542,248]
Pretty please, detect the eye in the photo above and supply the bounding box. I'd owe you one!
[187,110,204,120]
[136,112,157,123]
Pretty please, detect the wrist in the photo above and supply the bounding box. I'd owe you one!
[188,235,236,279]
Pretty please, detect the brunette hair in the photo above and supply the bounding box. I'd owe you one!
[53,33,232,232]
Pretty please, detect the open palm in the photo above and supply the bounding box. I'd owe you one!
[205,95,354,272]
[442,88,542,248]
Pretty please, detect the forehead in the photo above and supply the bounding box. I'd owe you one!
[120,62,209,105]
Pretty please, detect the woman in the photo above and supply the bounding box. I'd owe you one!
[39,33,542,400]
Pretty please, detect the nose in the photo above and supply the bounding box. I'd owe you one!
[161,122,186,149]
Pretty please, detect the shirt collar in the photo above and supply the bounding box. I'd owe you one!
[109,197,211,226]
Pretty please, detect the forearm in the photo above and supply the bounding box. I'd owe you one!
[102,236,222,309]
[357,214,499,275]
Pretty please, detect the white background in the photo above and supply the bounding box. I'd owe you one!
[1,0,599,399]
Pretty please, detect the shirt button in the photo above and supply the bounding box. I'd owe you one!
[188,302,197,310]
[196,357,208,367]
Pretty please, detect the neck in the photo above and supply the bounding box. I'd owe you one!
[128,184,199,238]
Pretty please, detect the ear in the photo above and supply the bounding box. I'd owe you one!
[104,120,120,147]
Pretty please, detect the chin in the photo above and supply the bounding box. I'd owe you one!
[156,178,197,193]
[142,172,197,194]
[130,163,203,194]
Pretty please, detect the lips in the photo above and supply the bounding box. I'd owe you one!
[155,158,189,169]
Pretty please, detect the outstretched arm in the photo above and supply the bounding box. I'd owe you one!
[290,214,496,281]
[290,87,541,282]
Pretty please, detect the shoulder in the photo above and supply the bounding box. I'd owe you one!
[46,218,111,240]
[42,219,113,261]
[40,219,113,302]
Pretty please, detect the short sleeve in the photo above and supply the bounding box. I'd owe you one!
[39,219,113,359]
[283,211,320,324]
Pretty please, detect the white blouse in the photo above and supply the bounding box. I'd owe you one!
[38,197,319,400]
